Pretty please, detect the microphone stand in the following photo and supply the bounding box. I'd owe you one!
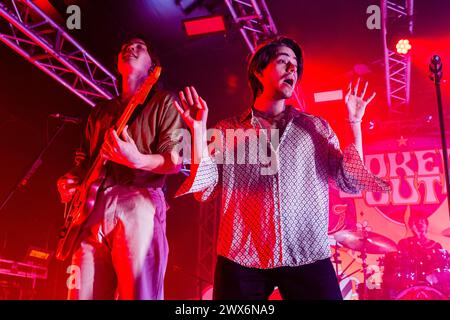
[0,123,67,213]
[430,55,450,219]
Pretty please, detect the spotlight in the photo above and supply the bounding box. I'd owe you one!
[25,246,52,266]
[313,90,343,103]
[396,39,412,54]
[182,15,226,37]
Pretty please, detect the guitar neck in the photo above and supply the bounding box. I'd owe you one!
[81,66,162,186]
[82,97,141,186]
[114,96,141,134]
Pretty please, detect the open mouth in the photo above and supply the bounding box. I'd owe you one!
[123,53,137,60]
[282,78,294,87]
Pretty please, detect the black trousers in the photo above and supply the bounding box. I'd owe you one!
[213,256,343,300]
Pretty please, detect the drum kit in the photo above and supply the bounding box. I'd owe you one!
[331,227,450,300]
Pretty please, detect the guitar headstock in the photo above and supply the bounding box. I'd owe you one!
[133,65,162,105]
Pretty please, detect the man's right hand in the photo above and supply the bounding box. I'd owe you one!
[57,173,81,203]
[173,86,210,165]
[174,86,208,132]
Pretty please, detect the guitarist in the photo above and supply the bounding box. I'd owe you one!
[57,36,184,300]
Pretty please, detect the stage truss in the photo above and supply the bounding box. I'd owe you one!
[0,0,118,107]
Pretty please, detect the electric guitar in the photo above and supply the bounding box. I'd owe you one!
[55,66,162,261]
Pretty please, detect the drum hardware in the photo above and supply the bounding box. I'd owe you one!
[331,244,361,283]
[331,244,342,280]
[332,228,450,299]
[332,226,396,299]
[338,260,361,281]
[359,233,370,300]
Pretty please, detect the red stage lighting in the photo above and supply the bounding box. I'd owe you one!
[182,15,226,37]
[396,39,412,54]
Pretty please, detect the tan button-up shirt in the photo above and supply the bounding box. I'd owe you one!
[73,89,184,188]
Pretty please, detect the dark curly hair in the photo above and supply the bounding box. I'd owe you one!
[408,215,428,229]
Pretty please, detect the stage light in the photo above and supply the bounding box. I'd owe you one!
[396,39,412,54]
[182,15,226,37]
[25,247,52,265]
[313,90,343,103]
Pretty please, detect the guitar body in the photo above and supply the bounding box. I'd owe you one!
[55,66,162,261]
[55,162,106,261]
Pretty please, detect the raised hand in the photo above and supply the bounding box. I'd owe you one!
[173,86,208,132]
[345,78,376,123]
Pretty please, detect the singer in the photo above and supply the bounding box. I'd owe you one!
[56,36,184,300]
[175,36,391,300]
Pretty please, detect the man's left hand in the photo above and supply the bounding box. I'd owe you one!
[101,125,143,169]
[345,78,376,122]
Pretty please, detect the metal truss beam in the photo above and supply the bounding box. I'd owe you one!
[381,0,414,113]
[0,0,118,107]
[224,0,277,52]
[196,196,220,298]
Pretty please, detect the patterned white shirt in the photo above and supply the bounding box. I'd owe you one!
[177,106,391,269]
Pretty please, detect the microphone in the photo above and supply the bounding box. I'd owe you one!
[49,113,82,124]
[431,54,442,66]
[429,55,443,82]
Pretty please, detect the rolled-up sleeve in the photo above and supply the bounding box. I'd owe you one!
[327,123,391,194]
[156,93,185,155]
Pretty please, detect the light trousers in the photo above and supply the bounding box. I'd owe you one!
[67,185,168,300]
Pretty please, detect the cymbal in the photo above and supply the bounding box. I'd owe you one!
[333,229,398,254]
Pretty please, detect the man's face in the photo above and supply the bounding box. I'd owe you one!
[117,38,153,76]
[412,219,427,237]
[257,46,298,99]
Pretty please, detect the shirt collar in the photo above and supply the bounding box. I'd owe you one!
[238,105,302,123]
